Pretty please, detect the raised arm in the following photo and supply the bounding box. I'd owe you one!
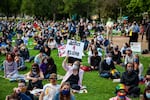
[62,56,69,71]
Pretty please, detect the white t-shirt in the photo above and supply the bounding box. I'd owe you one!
[43,83,60,100]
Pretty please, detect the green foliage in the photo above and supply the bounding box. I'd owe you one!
[0,0,150,21]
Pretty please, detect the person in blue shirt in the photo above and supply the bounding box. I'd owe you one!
[129,21,140,44]
[53,82,75,100]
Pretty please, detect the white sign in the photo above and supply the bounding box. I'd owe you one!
[130,42,141,53]
[66,39,84,59]
[58,45,66,57]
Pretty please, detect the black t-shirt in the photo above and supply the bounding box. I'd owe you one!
[66,74,79,85]
[55,36,62,44]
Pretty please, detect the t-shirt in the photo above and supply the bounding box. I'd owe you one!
[43,84,60,100]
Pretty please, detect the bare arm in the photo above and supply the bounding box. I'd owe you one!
[39,92,44,100]
[62,56,69,71]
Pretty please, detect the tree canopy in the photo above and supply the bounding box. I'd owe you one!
[0,0,149,20]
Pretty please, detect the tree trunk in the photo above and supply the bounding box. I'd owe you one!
[53,13,56,21]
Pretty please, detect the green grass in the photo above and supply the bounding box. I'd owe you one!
[0,39,150,100]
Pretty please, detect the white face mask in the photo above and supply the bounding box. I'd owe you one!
[146,92,150,98]
[146,81,150,87]
[106,57,112,65]
[44,60,47,64]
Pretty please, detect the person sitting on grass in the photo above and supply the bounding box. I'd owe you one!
[61,56,84,91]
[14,53,27,71]
[39,73,60,100]
[26,63,44,90]
[133,54,144,81]
[40,57,57,79]
[90,50,101,70]
[109,84,131,100]
[6,79,33,100]
[124,48,134,65]
[120,63,140,98]
[4,53,25,81]
[34,49,47,66]
[112,46,122,65]
[53,82,75,100]
[142,84,150,100]
[99,53,120,79]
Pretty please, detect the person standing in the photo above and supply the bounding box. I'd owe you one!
[129,21,140,44]
[106,18,114,41]
[146,21,150,51]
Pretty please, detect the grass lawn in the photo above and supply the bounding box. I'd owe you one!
[0,39,150,100]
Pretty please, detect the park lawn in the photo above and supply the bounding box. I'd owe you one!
[0,44,149,100]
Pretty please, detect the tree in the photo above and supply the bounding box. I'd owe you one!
[0,0,22,18]
[21,0,34,16]
[63,0,92,19]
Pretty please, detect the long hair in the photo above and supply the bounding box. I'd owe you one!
[30,63,40,76]
[6,53,15,62]
[47,57,55,66]
[59,82,71,100]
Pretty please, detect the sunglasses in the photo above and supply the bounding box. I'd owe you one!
[50,78,57,80]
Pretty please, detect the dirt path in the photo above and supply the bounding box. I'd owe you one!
[112,35,150,57]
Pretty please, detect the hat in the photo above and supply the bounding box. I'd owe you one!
[115,84,126,93]
[50,73,57,79]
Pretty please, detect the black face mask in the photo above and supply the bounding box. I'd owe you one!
[32,68,37,72]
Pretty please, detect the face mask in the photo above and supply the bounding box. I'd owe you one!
[32,68,37,74]
[106,57,112,65]
[118,91,126,100]
[119,96,125,100]
[127,67,133,73]
[146,81,150,87]
[44,60,47,64]
[62,90,70,95]
[146,93,150,98]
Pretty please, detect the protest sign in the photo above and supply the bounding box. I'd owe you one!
[130,42,141,53]
[58,45,66,57]
[66,39,84,59]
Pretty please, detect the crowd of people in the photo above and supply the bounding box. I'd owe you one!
[0,18,150,100]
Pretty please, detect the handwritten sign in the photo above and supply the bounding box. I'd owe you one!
[66,39,84,59]
[130,42,141,53]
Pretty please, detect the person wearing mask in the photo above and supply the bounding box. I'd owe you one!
[44,57,57,79]
[14,53,27,71]
[124,48,134,65]
[53,82,75,100]
[61,56,84,91]
[26,63,44,90]
[133,54,144,81]
[129,21,140,44]
[142,85,150,100]
[109,84,131,100]
[99,53,117,79]
[39,73,60,100]
[90,50,101,70]
[4,53,24,81]
[121,63,140,98]
[34,49,47,66]
[112,46,122,65]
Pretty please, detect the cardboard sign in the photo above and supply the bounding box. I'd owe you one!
[66,39,84,59]
[130,42,141,53]
[58,45,66,57]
